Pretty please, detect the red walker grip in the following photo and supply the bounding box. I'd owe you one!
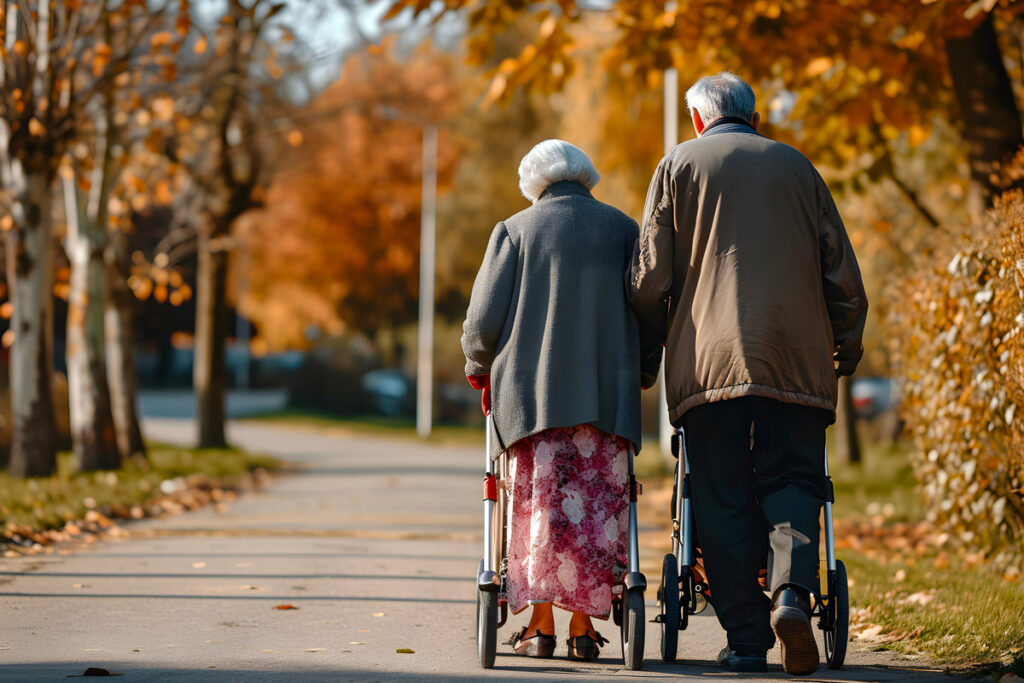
[483,474,497,501]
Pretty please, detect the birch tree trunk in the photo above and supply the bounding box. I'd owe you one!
[194,226,229,448]
[63,175,119,472]
[105,228,146,463]
[5,164,58,477]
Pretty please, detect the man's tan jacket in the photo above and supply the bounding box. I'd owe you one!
[628,118,868,425]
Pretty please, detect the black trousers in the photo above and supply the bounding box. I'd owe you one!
[681,396,829,652]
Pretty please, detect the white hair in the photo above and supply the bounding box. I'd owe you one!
[517,139,600,204]
[684,71,756,122]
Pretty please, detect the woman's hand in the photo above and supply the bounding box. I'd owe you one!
[467,374,492,415]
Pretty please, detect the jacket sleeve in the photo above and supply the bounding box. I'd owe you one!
[815,171,868,369]
[622,219,664,389]
[462,222,518,376]
[628,158,675,339]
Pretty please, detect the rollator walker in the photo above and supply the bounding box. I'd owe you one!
[476,415,647,669]
[656,426,849,669]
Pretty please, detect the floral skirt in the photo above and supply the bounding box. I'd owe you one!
[506,424,630,619]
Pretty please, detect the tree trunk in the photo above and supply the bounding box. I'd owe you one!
[63,177,119,472]
[194,225,229,448]
[833,376,861,465]
[105,229,146,463]
[946,13,1024,217]
[6,165,57,477]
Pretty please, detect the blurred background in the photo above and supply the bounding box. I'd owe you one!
[0,0,1022,577]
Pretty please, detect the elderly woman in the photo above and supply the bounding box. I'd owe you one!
[462,140,656,661]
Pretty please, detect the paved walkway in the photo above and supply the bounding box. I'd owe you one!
[0,419,964,681]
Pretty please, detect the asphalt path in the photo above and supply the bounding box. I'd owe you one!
[0,419,969,681]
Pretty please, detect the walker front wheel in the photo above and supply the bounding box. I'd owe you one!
[621,587,645,670]
[659,554,679,662]
[476,561,497,669]
[824,560,849,669]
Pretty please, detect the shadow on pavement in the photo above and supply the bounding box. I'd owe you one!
[0,592,473,604]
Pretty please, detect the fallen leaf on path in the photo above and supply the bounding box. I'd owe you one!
[396,648,415,654]
[191,562,207,569]
[238,585,258,590]
[274,605,298,610]
[349,642,365,645]
[303,648,325,653]
[358,629,370,633]
[372,612,384,617]
[73,583,88,588]
[855,624,885,641]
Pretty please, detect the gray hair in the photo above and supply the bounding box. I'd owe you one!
[684,71,756,122]
[518,139,600,204]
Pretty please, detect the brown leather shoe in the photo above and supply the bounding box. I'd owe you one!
[505,626,556,658]
[771,587,819,675]
[566,631,609,661]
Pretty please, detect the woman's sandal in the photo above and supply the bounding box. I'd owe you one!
[505,626,556,658]
[566,631,609,661]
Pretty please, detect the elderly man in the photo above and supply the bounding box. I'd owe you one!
[628,72,867,675]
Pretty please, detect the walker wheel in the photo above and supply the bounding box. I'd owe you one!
[659,554,679,662]
[620,586,645,670]
[824,560,849,669]
[476,559,497,669]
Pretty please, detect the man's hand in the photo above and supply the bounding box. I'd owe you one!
[467,374,492,415]
[835,358,858,378]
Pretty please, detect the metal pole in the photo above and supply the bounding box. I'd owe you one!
[659,64,678,459]
[416,124,438,439]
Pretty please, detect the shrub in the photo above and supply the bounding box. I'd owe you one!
[888,190,1024,566]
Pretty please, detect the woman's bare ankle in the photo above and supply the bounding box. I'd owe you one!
[525,603,555,636]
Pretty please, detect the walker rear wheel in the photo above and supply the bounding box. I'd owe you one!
[476,560,497,669]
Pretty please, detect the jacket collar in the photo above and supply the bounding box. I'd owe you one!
[537,180,593,201]
[701,116,761,138]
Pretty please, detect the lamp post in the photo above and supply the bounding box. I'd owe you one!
[661,56,678,459]
[374,106,439,439]
[416,124,438,439]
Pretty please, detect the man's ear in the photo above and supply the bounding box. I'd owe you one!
[751,111,761,131]
[692,109,705,136]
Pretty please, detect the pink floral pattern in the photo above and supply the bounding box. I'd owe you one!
[506,424,630,619]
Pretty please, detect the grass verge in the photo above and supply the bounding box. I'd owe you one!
[1,445,278,537]
[242,409,487,446]
[842,549,1024,675]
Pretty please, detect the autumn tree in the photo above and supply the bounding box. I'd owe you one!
[156,0,295,448]
[241,43,459,352]
[387,0,1023,221]
[0,1,167,477]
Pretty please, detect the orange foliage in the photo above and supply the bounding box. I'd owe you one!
[889,189,1024,565]
[386,0,1023,168]
[241,43,460,350]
